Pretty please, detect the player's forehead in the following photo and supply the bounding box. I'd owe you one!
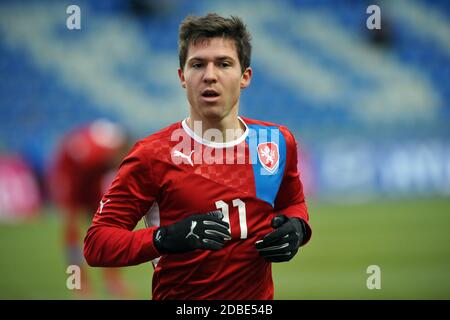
[186,37,238,62]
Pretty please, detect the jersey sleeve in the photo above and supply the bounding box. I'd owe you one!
[274,127,312,245]
[83,141,161,267]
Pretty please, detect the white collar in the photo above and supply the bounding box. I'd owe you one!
[181,116,249,148]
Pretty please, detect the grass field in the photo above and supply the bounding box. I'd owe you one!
[0,197,449,300]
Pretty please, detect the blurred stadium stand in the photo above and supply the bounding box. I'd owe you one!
[0,0,449,205]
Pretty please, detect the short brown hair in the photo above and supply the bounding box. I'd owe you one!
[178,13,252,73]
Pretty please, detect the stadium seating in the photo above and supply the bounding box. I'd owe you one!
[0,0,448,198]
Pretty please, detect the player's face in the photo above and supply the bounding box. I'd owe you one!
[178,37,252,123]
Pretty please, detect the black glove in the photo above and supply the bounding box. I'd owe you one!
[153,210,231,254]
[255,215,307,262]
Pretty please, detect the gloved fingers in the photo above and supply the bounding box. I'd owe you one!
[203,220,230,236]
[256,242,289,253]
[192,212,230,232]
[255,236,288,250]
[263,248,299,262]
[257,238,292,256]
[207,210,224,220]
[261,250,292,259]
[202,216,229,228]
[205,228,231,240]
[201,238,226,251]
[257,224,293,246]
[256,232,302,259]
[204,231,229,244]
[263,252,295,263]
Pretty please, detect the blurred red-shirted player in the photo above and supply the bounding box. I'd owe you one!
[48,119,130,298]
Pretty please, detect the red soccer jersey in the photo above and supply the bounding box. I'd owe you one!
[84,117,311,299]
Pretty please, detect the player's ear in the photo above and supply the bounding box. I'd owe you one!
[178,68,186,88]
[240,67,252,89]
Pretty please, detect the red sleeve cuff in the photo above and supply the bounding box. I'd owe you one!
[137,226,161,261]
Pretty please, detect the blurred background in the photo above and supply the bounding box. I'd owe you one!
[0,0,449,299]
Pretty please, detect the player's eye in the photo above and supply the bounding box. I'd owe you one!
[191,63,203,69]
[219,62,231,68]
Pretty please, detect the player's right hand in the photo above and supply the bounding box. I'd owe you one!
[153,210,231,254]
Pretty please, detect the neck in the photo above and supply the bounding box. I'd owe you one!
[187,112,245,144]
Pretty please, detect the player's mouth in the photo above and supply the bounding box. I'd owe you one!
[200,89,220,103]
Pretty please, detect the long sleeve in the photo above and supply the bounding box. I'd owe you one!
[83,142,161,267]
[274,127,312,245]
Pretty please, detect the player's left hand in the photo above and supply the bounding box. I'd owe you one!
[255,215,306,262]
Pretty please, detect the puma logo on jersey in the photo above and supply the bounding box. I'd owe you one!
[99,199,110,214]
[186,221,200,239]
[173,150,195,166]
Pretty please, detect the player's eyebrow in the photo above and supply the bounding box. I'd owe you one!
[215,56,235,61]
[187,55,235,63]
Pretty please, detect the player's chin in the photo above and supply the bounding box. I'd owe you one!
[199,105,225,119]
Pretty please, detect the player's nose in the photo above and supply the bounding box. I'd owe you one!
[202,62,218,83]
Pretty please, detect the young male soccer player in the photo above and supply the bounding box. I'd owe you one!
[84,13,312,299]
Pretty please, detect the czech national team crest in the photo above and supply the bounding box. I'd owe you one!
[257,142,279,174]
